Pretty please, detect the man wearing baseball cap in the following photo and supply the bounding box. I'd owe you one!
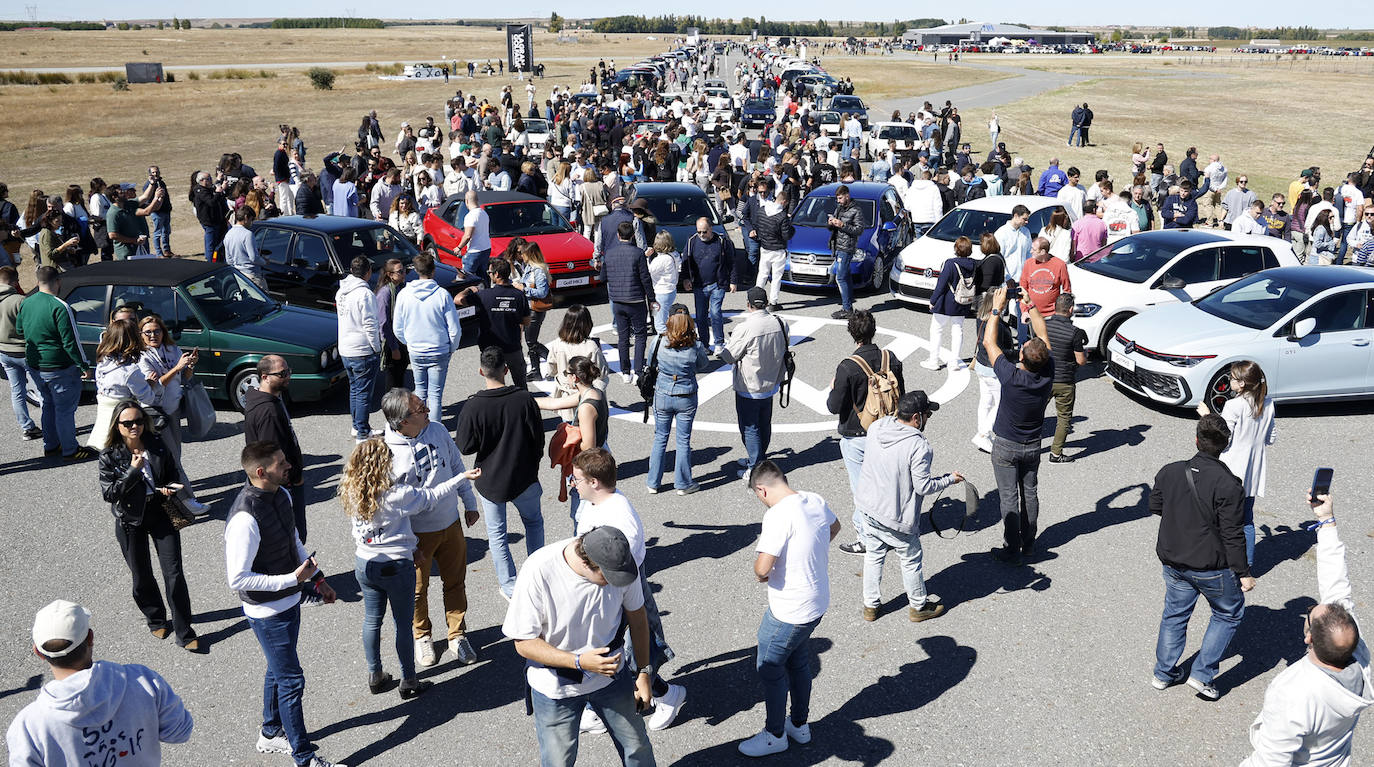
[721,287,790,477]
[7,600,193,765]
[503,526,657,766]
[854,391,964,623]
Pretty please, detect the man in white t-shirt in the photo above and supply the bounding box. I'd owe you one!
[502,525,656,767]
[457,190,492,286]
[1102,189,1141,243]
[572,449,685,732]
[738,461,840,758]
[1056,167,1086,223]
[1231,201,1267,237]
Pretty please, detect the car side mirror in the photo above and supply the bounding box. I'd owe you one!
[1160,275,1186,290]
[1290,317,1317,341]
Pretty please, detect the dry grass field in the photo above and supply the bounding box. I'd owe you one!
[823,57,1011,103]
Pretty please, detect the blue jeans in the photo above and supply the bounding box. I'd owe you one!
[991,436,1041,552]
[653,291,675,333]
[0,352,36,432]
[201,224,225,261]
[466,248,492,287]
[247,605,316,766]
[149,210,171,255]
[409,351,451,424]
[839,435,866,539]
[612,300,648,375]
[355,556,417,679]
[479,481,545,597]
[342,353,379,437]
[744,236,761,269]
[529,669,656,767]
[33,366,81,454]
[1241,496,1256,567]
[861,514,926,608]
[647,393,697,490]
[756,608,820,737]
[734,395,773,469]
[693,285,726,348]
[842,136,859,162]
[834,250,855,312]
[1068,125,1082,146]
[1154,565,1245,685]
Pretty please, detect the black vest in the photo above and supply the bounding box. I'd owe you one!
[229,484,302,606]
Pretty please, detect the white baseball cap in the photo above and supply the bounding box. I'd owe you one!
[32,600,91,658]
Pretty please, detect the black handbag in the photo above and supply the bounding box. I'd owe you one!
[637,338,662,422]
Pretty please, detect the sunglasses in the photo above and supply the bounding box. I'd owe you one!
[118,418,145,428]
[263,370,291,379]
[141,329,162,336]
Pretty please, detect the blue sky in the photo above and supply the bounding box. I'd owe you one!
[3,1,1372,28]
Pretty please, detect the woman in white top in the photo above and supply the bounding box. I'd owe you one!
[1198,360,1276,567]
[89,319,156,449]
[340,438,479,699]
[1039,209,1072,261]
[388,196,423,245]
[548,161,576,222]
[544,305,609,421]
[87,178,113,258]
[647,231,682,334]
[414,171,442,217]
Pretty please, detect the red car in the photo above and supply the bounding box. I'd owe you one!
[422,191,601,292]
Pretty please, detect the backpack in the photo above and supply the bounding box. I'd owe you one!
[951,262,976,306]
[849,350,900,430]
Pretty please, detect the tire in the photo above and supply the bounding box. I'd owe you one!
[1097,313,1134,358]
[228,367,260,413]
[1202,368,1234,414]
[868,256,889,293]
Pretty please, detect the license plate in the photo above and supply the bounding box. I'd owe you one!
[458,306,477,319]
[1111,350,1136,372]
[556,276,590,288]
[789,262,828,276]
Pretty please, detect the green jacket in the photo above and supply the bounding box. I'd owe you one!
[0,283,25,356]
[15,290,87,372]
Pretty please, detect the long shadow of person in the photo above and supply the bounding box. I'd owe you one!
[1211,595,1315,695]
[1033,482,1152,557]
[1252,523,1313,578]
[649,520,761,575]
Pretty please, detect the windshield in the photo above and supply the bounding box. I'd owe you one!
[744,99,774,111]
[637,193,719,227]
[831,97,863,109]
[182,268,276,327]
[1074,238,1190,283]
[524,119,548,132]
[332,225,421,270]
[792,196,875,229]
[485,201,572,237]
[926,208,1011,243]
[1195,273,1320,330]
[817,112,839,124]
[877,125,920,141]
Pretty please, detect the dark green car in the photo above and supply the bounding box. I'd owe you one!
[54,259,346,410]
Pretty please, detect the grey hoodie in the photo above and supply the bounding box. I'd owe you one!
[385,421,478,534]
[6,660,193,765]
[854,415,953,535]
[334,273,381,358]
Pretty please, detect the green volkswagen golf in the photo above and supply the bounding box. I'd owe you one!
[54,259,346,410]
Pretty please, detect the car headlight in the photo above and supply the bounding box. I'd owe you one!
[320,350,329,368]
[1160,353,1216,368]
[1073,303,1100,318]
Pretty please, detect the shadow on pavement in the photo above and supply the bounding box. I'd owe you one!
[1214,595,1315,695]
[650,520,760,575]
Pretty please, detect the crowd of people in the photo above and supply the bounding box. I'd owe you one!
[1,38,1372,767]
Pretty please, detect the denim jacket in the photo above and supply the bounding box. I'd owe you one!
[519,263,550,300]
[652,341,710,397]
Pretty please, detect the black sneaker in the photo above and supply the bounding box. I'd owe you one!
[991,546,1023,565]
[830,309,852,320]
[22,427,42,441]
[839,541,866,556]
[399,678,433,699]
[65,446,96,461]
[43,447,61,457]
[767,303,783,312]
[1048,453,1075,463]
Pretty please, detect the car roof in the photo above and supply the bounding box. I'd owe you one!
[630,182,709,197]
[1119,229,1228,248]
[806,182,893,201]
[259,215,388,234]
[872,121,917,129]
[951,196,1064,213]
[1261,265,1374,291]
[474,191,544,205]
[58,258,223,288]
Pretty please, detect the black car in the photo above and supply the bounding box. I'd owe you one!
[249,215,480,345]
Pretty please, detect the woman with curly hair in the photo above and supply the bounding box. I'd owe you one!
[339,438,479,699]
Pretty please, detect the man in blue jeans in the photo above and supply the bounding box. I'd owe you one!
[335,256,382,442]
[682,217,739,355]
[226,442,345,767]
[141,165,174,257]
[455,347,545,599]
[0,266,41,441]
[740,462,839,757]
[722,288,789,478]
[826,185,865,320]
[1149,414,1254,701]
[393,252,461,421]
[981,285,1051,565]
[503,526,657,767]
[16,266,94,460]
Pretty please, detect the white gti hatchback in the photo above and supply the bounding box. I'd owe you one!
[1069,229,1300,355]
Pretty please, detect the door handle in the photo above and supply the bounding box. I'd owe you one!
[1352,339,1370,347]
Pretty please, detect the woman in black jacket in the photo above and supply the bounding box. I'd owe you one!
[97,400,199,651]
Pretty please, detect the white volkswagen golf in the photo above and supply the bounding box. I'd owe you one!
[1106,266,1374,412]
[1069,229,1301,355]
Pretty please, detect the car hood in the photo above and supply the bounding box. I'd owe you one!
[788,225,875,254]
[1115,302,1261,352]
[491,231,593,261]
[1066,262,1146,299]
[237,304,339,351]
[898,235,959,268]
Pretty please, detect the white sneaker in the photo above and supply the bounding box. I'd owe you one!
[256,732,291,754]
[647,684,686,731]
[416,637,437,667]
[738,729,788,757]
[619,372,633,384]
[580,707,607,734]
[452,636,478,665]
[920,358,943,371]
[952,360,969,372]
[784,720,812,744]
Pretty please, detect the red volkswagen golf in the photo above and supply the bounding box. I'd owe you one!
[422,191,601,291]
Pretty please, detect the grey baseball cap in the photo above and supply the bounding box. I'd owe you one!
[581,526,638,587]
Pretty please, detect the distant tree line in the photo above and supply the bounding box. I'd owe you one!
[588,15,946,38]
[0,21,103,30]
[1206,25,1324,40]
[270,17,384,29]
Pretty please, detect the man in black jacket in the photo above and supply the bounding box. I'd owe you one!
[1150,414,1254,701]
[294,171,325,216]
[599,221,657,383]
[454,347,545,600]
[243,355,309,542]
[826,309,904,555]
[683,217,739,355]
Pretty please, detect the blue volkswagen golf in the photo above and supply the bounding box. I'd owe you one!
[782,182,912,293]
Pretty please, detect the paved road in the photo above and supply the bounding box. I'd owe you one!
[871,57,1088,118]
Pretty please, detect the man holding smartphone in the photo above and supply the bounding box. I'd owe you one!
[226,442,345,767]
[139,165,173,258]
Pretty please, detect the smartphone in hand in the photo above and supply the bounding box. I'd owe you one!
[1311,467,1334,498]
